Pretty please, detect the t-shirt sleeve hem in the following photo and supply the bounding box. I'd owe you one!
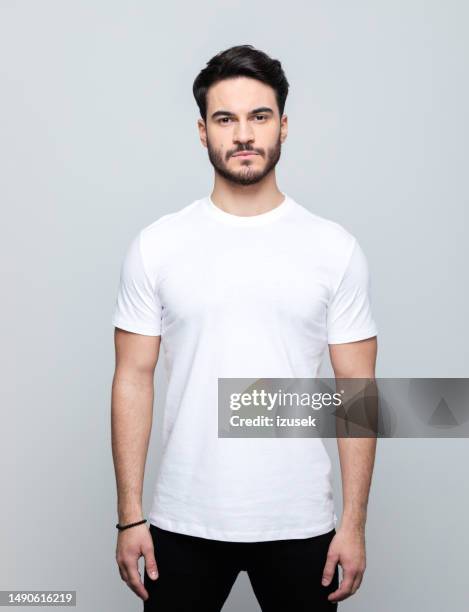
[112,317,161,337]
[327,326,378,345]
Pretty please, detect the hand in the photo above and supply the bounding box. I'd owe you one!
[115,524,159,601]
[321,525,366,603]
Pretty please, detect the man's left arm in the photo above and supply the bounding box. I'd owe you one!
[321,335,378,604]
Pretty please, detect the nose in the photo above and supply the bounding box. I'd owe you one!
[232,119,255,146]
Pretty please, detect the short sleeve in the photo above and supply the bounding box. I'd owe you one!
[327,238,378,344]
[112,231,163,336]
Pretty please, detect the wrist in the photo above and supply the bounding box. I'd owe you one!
[116,517,147,531]
[117,504,143,525]
[339,512,367,533]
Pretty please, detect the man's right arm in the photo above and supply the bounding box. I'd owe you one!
[111,327,161,601]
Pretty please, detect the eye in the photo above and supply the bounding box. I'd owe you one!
[218,117,233,124]
[254,114,267,121]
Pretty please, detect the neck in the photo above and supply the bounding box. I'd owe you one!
[210,175,285,216]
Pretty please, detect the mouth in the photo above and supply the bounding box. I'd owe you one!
[232,151,259,158]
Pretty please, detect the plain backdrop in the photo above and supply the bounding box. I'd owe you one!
[1,1,468,611]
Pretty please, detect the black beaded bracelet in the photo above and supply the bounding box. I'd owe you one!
[116,518,147,531]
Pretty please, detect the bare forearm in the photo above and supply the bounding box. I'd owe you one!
[111,374,154,524]
[337,436,376,532]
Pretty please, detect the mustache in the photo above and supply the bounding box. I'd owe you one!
[229,147,263,157]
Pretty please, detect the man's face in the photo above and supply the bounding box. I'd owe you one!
[198,77,288,186]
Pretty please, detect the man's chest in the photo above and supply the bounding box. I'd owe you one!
[155,239,332,329]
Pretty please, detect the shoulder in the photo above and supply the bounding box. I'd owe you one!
[137,197,201,251]
[128,198,203,277]
[289,198,357,259]
[140,199,201,239]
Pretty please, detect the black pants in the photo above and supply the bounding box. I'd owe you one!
[143,524,339,611]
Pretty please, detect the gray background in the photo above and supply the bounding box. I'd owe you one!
[1,1,467,610]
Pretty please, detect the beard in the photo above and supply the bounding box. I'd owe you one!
[206,134,282,186]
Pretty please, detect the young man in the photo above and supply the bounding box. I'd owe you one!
[111,45,378,611]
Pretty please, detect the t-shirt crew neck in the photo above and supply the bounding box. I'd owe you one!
[204,192,293,226]
[112,192,379,542]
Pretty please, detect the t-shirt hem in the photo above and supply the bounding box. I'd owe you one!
[327,326,378,345]
[112,317,161,337]
[148,513,337,543]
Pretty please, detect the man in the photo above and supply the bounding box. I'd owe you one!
[111,44,378,611]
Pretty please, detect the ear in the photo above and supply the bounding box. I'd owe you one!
[197,117,208,148]
[280,114,288,143]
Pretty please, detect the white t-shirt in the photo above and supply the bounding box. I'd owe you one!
[112,193,378,542]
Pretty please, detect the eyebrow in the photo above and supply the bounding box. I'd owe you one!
[210,107,274,120]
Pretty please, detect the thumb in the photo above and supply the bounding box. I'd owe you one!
[144,548,159,580]
[322,552,338,586]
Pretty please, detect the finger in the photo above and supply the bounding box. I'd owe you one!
[118,564,128,583]
[328,569,357,603]
[143,545,159,580]
[116,556,129,583]
[125,562,149,601]
[321,553,339,586]
[350,570,364,594]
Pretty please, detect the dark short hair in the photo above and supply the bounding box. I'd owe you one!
[192,44,289,122]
